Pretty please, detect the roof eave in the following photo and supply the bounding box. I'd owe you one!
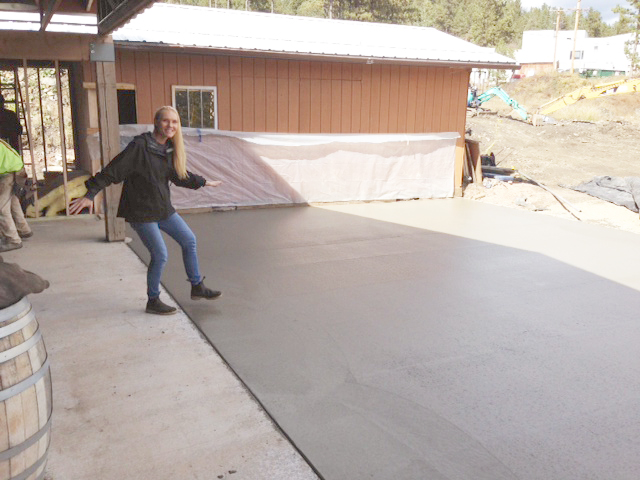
[97,0,155,36]
[114,40,519,70]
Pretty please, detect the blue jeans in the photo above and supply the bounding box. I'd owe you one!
[131,213,202,299]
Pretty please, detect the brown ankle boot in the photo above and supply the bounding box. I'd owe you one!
[145,297,177,315]
[191,278,222,300]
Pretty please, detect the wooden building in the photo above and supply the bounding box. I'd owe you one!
[82,5,517,200]
[1,3,518,240]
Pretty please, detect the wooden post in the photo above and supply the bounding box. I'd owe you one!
[465,139,481,183]
[22,60,39,218]
[36,69,48,173]
[54,60,69,216]
[95,51,125,242]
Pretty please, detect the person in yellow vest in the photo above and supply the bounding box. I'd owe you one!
[0,94,21,152]
[0,139,32,252]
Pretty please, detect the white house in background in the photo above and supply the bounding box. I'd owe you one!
[514,30,633,77]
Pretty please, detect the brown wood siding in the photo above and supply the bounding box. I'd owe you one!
[162,53,178,108]
[229,57,243,131]
[93,51,471,133]
[148,52,165,112]
[309,63,322,133]
[216,57,231,130]
[277,60,289,132]
[406,67,419,133]
[265,59,278,132]
[298,62,311,133]
[288,62,300,133]
[397,66,410,133]
[134,52,152,124]
[253,58,266,131]
[242,58,255,132]
[99,50,471,189]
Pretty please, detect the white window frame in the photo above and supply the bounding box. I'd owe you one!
[171,85,218,129]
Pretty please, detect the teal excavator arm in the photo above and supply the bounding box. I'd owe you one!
[468,86,530,122]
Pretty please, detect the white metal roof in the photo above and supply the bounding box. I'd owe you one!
[0,11,97,34]
[113,4,518,69]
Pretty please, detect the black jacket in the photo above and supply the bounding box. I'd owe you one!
[85,132,206,223]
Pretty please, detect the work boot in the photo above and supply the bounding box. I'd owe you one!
[145,297,177,315]
[0,242,22,253]
[191,278,222,300]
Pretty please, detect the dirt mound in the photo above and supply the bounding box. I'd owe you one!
[479,72,640,123]
[465,108,640,235]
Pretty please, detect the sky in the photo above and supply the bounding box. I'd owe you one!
[519,0,632,24]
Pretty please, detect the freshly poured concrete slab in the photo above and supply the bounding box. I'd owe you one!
[6,216,319,480]
[129,200,640,480]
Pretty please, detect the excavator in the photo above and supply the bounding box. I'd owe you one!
[467,86,530,122]
[469,77,640,126]
[536,77,640,116]
[467,85,553,125]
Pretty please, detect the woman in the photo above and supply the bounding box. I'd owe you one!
[70,106,222,315]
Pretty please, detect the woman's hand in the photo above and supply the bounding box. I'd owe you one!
[69,196,93,215]
[205,180,222,187]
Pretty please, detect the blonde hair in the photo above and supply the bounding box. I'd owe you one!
[154,106,187,179]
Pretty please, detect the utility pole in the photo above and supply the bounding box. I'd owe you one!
[570,0,582,75]
[553,9,562,71]
[634,16,639,76]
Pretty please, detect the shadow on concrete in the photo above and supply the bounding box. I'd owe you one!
[128,205,640,480]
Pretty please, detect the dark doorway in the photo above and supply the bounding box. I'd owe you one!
[117,89,137,124]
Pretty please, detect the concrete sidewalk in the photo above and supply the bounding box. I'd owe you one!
[2,216,318,480]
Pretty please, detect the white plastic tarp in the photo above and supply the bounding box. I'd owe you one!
[95,126,459,209]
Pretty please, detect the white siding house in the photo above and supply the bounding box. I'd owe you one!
[515,30,632,76]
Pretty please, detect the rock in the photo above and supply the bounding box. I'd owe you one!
[0,255,50,309]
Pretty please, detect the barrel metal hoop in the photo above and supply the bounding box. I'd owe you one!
[9,445,48,480]
[0,298,31,329]
[0,356,50,403]
[0,310,35,340]
[35,467,47,480]
[0,330,42,365]
[0,414,51,463]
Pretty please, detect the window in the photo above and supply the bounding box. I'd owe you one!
[117,89,137,124]
[570,51,584,60]
[172,86,217,129]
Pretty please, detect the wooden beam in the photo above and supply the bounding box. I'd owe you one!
[40,0,64,32]
[95,52,125,242]
[0,32,94,62]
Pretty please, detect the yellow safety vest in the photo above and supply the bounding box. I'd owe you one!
[0,139,23,175]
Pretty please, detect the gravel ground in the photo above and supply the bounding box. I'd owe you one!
[464,111,640,235]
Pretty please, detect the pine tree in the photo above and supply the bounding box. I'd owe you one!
[329,0,418,23]
[613,1,640,74]
[467,0,518,55]
[582,9,612,38]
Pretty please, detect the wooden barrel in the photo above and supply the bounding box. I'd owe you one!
[0,298,52,480]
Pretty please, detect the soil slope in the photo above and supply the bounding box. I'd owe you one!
[464,83,640,235]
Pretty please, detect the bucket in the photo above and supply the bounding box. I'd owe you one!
[0,298,52,480]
